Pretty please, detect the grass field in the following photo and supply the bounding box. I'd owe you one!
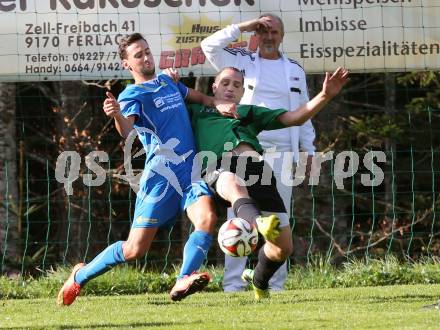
[1,284,440,329]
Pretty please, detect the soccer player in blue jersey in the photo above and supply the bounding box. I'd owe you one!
[57,33,239,305]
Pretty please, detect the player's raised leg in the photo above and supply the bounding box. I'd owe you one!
[215,171,280,241]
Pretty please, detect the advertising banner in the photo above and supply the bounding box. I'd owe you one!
[0,0,438,81]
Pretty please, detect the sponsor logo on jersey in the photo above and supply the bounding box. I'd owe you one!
[153,97,165,108]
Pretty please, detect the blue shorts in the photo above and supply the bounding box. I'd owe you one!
[132,164,212,229]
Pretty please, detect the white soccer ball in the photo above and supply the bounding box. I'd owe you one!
[218,218,258,257]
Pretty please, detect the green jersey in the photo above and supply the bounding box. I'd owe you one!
[187,104,287,162]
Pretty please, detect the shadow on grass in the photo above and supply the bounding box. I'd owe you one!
[367,294,439,304]
[272,292,439,305]
[3,321,201,329]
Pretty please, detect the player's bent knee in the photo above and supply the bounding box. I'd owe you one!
[187,196,218,233]
[193,210,217,233]
[280,240,294,259]
[217,172,248,201]
[266,242,293,261]
[275,248,292,261]
[283,244,294,259]
[122,242,148,260]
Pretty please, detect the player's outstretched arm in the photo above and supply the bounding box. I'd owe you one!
[163,68,239,118]
[278,67,349,127]
[103,91,135,138]
[187,89,239,118]
[162,67,211,106]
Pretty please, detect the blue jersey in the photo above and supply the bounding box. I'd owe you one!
[118,74,196,167]
[116,73,211,229]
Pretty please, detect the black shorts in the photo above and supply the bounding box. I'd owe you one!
[202,155,286,213]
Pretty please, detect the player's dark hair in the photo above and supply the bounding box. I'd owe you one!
[215,67,244,84]
[258,13,284,35]
[118,33,147,60]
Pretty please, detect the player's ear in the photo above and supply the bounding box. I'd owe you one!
[122,59,131,71]
[212,82,218,94]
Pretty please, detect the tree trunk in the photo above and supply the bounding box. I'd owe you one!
[0,82,20,273]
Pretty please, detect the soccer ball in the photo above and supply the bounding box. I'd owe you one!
[218,218,258,257]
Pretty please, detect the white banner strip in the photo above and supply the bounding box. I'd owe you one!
[0,0,439,81]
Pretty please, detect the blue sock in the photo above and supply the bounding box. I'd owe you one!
[74,240,126,286]
[179,230,213,278]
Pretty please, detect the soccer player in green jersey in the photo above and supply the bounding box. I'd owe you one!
[167,66,348,299]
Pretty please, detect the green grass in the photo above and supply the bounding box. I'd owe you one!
[1,284,440,329]
[2,257,440,299]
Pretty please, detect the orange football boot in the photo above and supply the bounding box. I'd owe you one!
[56,263,85,306]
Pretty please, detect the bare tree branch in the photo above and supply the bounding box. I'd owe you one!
[314,207,434,260]
[82,80,117,90]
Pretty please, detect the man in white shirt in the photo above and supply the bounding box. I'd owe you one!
[201,14,316,292]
